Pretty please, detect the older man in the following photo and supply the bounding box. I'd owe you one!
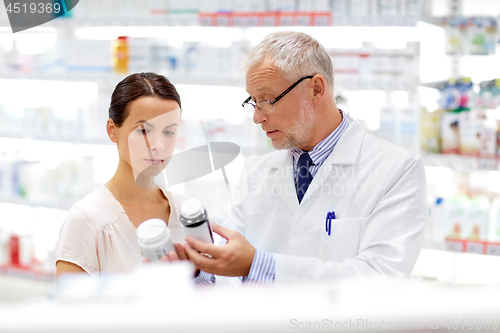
[183,31,427,283]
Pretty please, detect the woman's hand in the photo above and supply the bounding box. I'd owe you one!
[142,243,200,277]
[159,243,200,277]
[142,243,189,264]
[160,243,189,262]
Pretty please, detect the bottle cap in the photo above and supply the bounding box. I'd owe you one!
[137,219,168,245]
[181,199,203,219]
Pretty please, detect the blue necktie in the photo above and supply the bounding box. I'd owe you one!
[296,152,313,204]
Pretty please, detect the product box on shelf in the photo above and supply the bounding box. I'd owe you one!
[328,42,420,91]
[377,96,421,154]
[399,103,420,154]
[425,77,500,157]
[443,16,498,56]
[464,239,486,255]
[486,242,500,256]
[348,0,376,18]
[438,192,500,256]
[458,110,482,156]
[489,196,500,241]
[479,119,497,158]
[0,231,35,269]
[440,112,460,154]
[420,109,441,153]
[378,103,398,144]
[466,17,498,55]
[444,194,470,240]
[378,0,403,17]
[443,17,466,55]
[465,195,490,241]
[0,229,9,267]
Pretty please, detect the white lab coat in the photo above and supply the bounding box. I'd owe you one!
[224,119,427,282]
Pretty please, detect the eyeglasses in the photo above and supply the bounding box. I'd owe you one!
[242,75,315,114]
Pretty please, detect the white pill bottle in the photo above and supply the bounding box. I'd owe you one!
[180,199,214,244]
[136,218,175,262]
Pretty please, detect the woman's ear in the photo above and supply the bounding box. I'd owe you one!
[107,119,118,143]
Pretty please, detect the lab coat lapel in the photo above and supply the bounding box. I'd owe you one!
[264,150,299,215]
[301,119,366,203]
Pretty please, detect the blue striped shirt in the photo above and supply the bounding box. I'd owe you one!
[244,110,352,284]
[193,270,216,286]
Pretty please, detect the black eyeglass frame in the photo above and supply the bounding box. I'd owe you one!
[242,75,315,113]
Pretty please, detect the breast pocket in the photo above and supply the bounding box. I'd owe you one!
[319,218,363,263]
[243,196,288,251]
[242,193,276,218]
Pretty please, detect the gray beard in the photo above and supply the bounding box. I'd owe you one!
[271,98,315,150]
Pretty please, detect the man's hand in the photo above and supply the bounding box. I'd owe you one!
[183,223,255,277]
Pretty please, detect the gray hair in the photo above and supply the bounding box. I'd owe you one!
[242,31,334,90]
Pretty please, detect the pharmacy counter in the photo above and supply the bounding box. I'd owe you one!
[1,261,500,333]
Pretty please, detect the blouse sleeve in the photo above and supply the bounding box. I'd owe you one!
[56,205,100,276]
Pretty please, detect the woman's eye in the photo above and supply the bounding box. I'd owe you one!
[138,129,149,134]
[164,131,176,136]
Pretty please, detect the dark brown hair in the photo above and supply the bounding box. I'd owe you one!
[109,72,181,127]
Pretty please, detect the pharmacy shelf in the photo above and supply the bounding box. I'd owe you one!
[412,247,500,283]
[0,195,74,211]
[421,153,499,171]
[0,273,54,302]
[0,133,112,146]
[424,239,500,256]
[423,239,448,251]
[5,266,500,333]
[337,80,419,92]
[419,15,445,27]
[0,265,55,283]
[0,15,420,30]
[0,72,420,92]
[445,238,500,256]
[333,17,418,27]
[0,72,246,90]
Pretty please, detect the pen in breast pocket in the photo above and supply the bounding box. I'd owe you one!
[325,211,335,236]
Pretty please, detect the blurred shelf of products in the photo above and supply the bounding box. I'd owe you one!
[0,0,500,288]
[0,0,425,28]
[421,77,500,256]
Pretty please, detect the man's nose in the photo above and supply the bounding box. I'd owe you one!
[252,107,267,125]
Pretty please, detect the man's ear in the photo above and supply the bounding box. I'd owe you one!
[107,118,118,143]
[311,75,327,106]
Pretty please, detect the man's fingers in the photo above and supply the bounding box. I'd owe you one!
[185,236,223,258]
[183,243,216,272]
[211,223,236,240]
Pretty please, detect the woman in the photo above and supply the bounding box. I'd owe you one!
[56,72,188,276]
